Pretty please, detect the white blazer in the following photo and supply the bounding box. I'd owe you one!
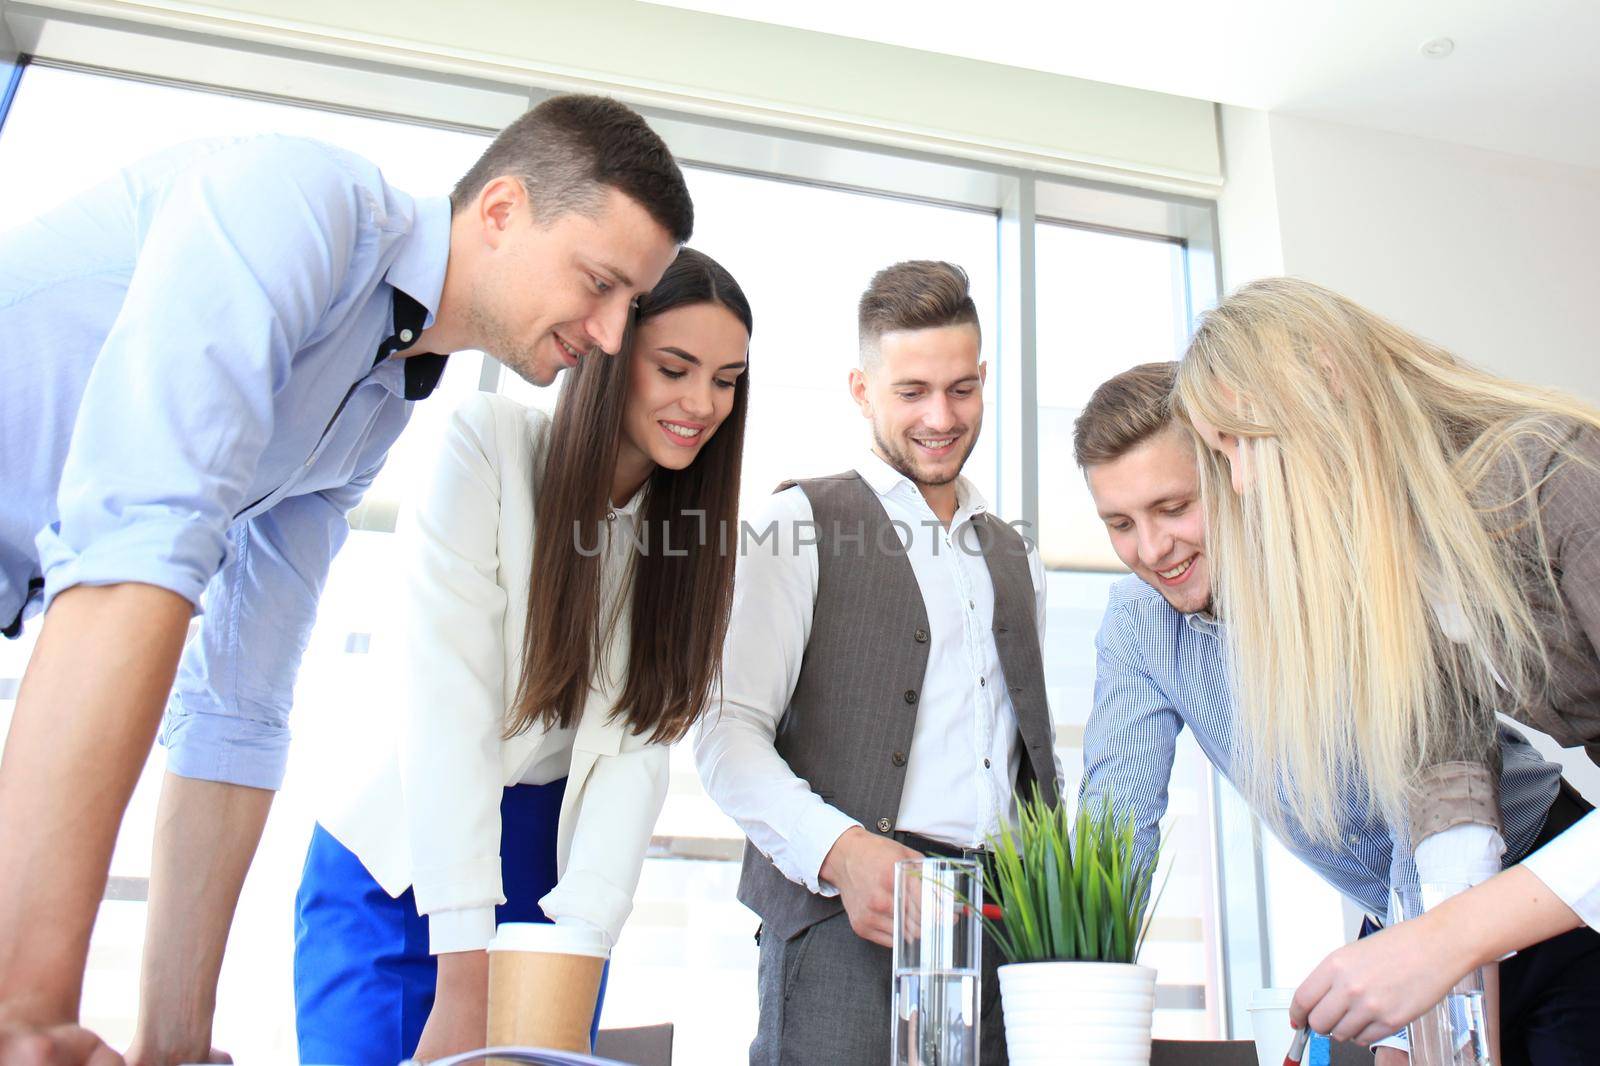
[320,392,669,954]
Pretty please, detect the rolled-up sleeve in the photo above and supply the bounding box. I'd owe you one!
[160,460,381,790]
[36,138,358,614]
[1079,597,1183,877]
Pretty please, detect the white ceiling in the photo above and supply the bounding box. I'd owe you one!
[645,0,1600,170]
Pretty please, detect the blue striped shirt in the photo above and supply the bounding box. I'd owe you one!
[1,135,450,790]
[1080,575,1561,918]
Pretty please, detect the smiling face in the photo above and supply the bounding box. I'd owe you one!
[851,323,985,489]
[614,301,750,481]
[1084,426,1211,614]
[465,182,681,387]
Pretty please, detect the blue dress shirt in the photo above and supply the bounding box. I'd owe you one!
[1080,575,1561,918]
[0,134,452,789]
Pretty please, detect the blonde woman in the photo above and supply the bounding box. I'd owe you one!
[1174,278,1600,1061]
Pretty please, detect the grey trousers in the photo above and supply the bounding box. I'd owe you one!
[749,911,1008,1065]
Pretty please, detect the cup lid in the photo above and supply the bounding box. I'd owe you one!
[486,921,610,958]
[1248,987,1296,1010]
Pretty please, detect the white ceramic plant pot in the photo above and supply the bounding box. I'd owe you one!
[998,960,1157,1065]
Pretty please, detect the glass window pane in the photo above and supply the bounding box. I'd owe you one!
[1035,222,1187,571]
[1034,220,1218,1035]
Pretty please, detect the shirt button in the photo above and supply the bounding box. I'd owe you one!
[606,511,617,522]
[979,677,986,687]
[904,690,918,705]
[877,818,892,833]
[399,328,415,343]
[983,758,992,769]
[892,752,907,767]
[968,599,975,610]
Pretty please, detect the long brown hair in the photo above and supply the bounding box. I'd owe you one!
[509,248,751,743]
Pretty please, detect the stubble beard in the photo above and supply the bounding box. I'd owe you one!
[871,422,978,489]
[466,299,554,387]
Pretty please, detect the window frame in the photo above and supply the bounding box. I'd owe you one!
[0,16,1266,1036]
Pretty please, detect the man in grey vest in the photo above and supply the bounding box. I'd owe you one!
[694,260,1059,1064]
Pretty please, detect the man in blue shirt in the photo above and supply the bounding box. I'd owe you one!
[0,93,691,1064]
[1073,361,1599,1062]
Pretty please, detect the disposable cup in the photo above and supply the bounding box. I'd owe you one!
[486,922,609,1054]
[1247,988,1296,1066]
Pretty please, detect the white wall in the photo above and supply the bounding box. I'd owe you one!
[1217,104,1600,985]
[1223,106,1600,402]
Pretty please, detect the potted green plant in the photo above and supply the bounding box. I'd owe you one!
[982,794,1162,1065]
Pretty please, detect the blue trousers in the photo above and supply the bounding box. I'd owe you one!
[293,779,608,1065]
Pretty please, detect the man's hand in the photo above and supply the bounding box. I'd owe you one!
[819,827,922,948]
[124,1038,228,1066]
[0,1020,123,1066]
[412,951,489,1063]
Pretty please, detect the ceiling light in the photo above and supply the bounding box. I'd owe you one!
[1420,37,1455,58]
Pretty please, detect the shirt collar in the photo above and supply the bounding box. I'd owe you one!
[380,196,452,401]
[385,196,450,326]
[854,448,989,524]
[611,484,647,518]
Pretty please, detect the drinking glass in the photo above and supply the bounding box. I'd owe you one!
[892,857,982,1066]
[1393,881,1493,1066]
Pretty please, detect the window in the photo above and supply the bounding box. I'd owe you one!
[1032,219,1218,1035]
[0,54,1235,1062]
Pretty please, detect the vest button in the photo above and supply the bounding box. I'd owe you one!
[914,627,928,643]
[877,817,892,833]
[903,689,918,704]
[892,752,906,767]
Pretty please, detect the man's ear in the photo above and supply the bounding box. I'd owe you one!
[474,174,527,249]
[848,367,873,419]
[978,360,988,388]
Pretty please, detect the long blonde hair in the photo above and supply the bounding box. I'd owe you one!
[1173,278,1600,843]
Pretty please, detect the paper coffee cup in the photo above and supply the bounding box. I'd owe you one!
[1248,988,1296,1066]
[486,922,609,1053]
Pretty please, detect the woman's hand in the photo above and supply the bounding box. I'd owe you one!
[1291,912,1474,1046]
[1292,865,1582,1046]
[412,950,490,1063]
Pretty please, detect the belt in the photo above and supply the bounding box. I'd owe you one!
[893,830,989,864]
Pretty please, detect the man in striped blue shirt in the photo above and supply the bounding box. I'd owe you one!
[1073,362,1599,1060]
[0,96,691,1064]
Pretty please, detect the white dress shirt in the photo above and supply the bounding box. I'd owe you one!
[694,451,1048,895]
[1522,812,1600,931]
[319,393,668,954]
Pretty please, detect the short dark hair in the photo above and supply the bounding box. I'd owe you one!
[451,93,693,244]
[858,260,980,366]
[1073,361,1180,467]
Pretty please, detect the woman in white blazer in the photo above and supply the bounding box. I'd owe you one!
[292,249,753,1065]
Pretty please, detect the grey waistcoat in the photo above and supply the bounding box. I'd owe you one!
[736,471,1059,941]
